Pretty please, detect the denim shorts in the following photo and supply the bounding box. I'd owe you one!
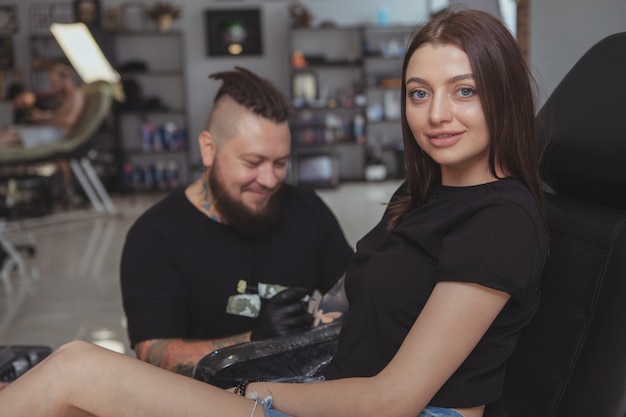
[261,395,291,417]
[262,397,464,417]
[419,406,466,417]
[13,125,65,148]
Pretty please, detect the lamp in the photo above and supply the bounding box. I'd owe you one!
[49,22,125,102]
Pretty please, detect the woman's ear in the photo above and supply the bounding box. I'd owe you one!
[198,130,216,167]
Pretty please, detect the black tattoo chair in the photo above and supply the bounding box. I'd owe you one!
[194,32,626,417]
[484,31,626,417]
[0,80,118,216]
[0,81,117,293]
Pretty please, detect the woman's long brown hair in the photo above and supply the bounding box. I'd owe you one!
[386,8,547,235]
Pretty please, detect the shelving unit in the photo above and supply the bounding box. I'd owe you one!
[26,29,190,193]
[362,26,412,179]
[288,24,413,186]
[112,31,189,193]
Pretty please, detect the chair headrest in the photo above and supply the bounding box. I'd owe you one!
[539,32,626,210]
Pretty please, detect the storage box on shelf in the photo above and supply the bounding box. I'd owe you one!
[113,30,190,193]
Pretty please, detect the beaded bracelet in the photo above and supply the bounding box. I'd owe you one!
[234,377,265,397]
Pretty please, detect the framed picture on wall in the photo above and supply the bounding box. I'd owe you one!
[205,8,263,57]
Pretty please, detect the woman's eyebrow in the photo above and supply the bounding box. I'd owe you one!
[406,73,474,86]
[449,74,474,83]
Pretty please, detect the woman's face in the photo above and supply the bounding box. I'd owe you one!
[405,43,494,186]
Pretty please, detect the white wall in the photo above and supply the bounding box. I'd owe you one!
[162,0,429,163]
[529,0,626,105]
[2,0,625,163]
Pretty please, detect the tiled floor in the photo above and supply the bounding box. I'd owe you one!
[0,180,401,356]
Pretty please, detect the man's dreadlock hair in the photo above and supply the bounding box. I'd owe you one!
[209,66,291,123]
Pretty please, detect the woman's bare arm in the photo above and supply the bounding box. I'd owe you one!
[251,281,510,417]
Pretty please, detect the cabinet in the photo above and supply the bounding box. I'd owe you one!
[288,25,413,186]
[113,31,189,193]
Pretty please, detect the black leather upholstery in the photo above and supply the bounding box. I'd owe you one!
[193,322,341,388]
[485,31,626,417]
[539,32,626,210]
[194,32,626,417]
[484,194,626,417]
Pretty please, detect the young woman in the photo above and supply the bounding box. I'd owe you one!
[0,9,548,417]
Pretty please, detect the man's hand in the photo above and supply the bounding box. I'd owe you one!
[251,287,313,340]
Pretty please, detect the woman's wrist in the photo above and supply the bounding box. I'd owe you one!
[234,377,265,397]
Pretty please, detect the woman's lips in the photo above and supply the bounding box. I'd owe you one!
[426,131,464,147]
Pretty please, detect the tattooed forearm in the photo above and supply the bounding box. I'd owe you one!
[135,333,251,375]
[312,274,349,327]
[171,363,195,377]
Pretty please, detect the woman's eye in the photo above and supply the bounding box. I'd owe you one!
[456,87,475,97]
[409,89,428,100]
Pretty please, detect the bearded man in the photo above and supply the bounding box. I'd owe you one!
[120,67,353,376]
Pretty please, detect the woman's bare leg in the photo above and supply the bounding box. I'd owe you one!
[0,340,260,417]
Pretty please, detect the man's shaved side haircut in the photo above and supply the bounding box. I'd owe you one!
[208,66,291,124]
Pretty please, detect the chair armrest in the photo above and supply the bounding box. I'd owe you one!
[192,322,341,388]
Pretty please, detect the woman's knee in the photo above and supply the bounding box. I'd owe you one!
[46,340,100,369]
[54,340,95,355]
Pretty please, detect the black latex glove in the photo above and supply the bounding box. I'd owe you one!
[250,287,314,341]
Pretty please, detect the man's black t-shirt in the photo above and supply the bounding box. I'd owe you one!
[121,185,353,347]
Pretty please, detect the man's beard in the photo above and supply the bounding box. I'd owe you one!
[208,164,283,238]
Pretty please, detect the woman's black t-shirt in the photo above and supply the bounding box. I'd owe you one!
[324,178,548,408]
